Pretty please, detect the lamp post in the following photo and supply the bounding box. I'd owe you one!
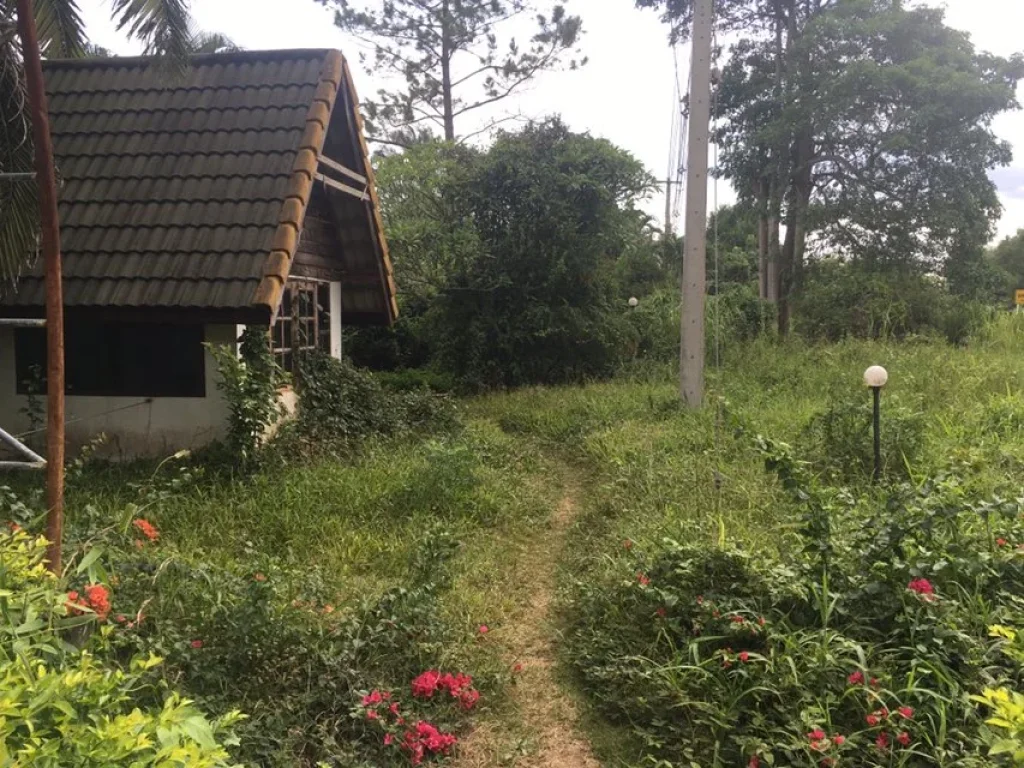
[864,365,889,484]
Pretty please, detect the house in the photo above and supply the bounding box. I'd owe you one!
[0,49,397,457]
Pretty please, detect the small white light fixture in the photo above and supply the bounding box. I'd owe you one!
[863,365,889,389]
[628,297,639,308]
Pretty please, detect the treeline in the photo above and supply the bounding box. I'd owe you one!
[350,125,1020,390]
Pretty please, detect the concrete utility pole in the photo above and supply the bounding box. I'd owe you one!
[679,0,714,408]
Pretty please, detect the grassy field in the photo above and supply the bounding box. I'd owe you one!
[9,316,1024,766]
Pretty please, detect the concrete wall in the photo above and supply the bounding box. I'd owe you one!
[0,323,237,460]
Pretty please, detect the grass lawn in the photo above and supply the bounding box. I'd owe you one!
[7,316,1024,766]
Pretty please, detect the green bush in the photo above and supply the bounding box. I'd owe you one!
[292,352,460,453]
[796,261,991,345]
[801,388,926,481]
[565,437,1024,767]
[108,524,482,765]
[0,526,241,767]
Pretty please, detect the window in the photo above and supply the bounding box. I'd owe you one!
[15,322,206,398]
[271,280,332,373]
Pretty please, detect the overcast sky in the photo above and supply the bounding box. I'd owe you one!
[75,0,1024,243]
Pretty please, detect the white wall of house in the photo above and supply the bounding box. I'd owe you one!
[0,323,237,459]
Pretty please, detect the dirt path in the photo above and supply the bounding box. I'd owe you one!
[455,488,601,768]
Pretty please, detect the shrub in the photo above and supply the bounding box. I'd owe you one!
[0,526,241,767]
[565,435,1024,767]
[801,388,926,481]
[107,523,482,765]
[292,352,460,454]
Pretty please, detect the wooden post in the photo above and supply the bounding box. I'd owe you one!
[679,0,714,408]
[15,0,66,574]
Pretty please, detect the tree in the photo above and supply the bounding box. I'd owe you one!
[319,0,585,143]
[430,119,655,387]
[641,0,1023,333]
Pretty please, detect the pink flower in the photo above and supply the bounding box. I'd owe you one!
[655,607,667,618]
[636,573,650,587]
[478,624,489,635]
[897,731,910,746]
[866,714,880,727]
[748,757,760,768]
[460,689,481,710]
[833,734,845,746]
[384,733,394,746]
[362,690,383,707]
[875,732,889,750]
[997,538,1008,547]
[390,702,401,715]
[898,706,913,720]
[191,639,203,649]
[807,729,826,741]
[513,663,523,674]
[367,709,379,720]
[847,670,864,686]
[738,651,750,663]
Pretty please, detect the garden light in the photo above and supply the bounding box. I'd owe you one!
[628,297,639,308]
[864,365,889,483]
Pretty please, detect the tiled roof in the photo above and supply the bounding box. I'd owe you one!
[1,49,396,324]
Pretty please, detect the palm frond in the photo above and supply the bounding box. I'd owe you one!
[0,19,39,290]
[190,31,240,55]
[111,0,194,64]
[31,0,87,58]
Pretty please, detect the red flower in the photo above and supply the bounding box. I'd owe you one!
[636,573,651,587]
[897,731,910,746]
[870,677,881,689]
[384,733,394,746]
[898,706,913,720]
[513,663,523,674]
[411,670,442,698]
[738,651,750,663]
[366,709,379,720]
[731,615,745,624]
[748,757,760,768]
[655,607,667,618]
[758,616,766,626]
[907,578,935,598]
[478,624,489,635]
[362,690,384,707]
[997,538,1008,547]
[866,714,880,727]
[66,590,83,616]
[390,702,401,715]
[847,670,864,686]
[132,519,159,542]
[191,639,203,649]
[115,614,127,624]
[833,734,845,746]
[807,729,826,741]
[84,584,111,621]
[875,732,889,750]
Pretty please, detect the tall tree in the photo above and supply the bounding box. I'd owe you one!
[320,0,585,143]
[640,0,1023,333]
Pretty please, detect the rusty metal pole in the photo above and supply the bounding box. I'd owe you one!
[15,0,66,574]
